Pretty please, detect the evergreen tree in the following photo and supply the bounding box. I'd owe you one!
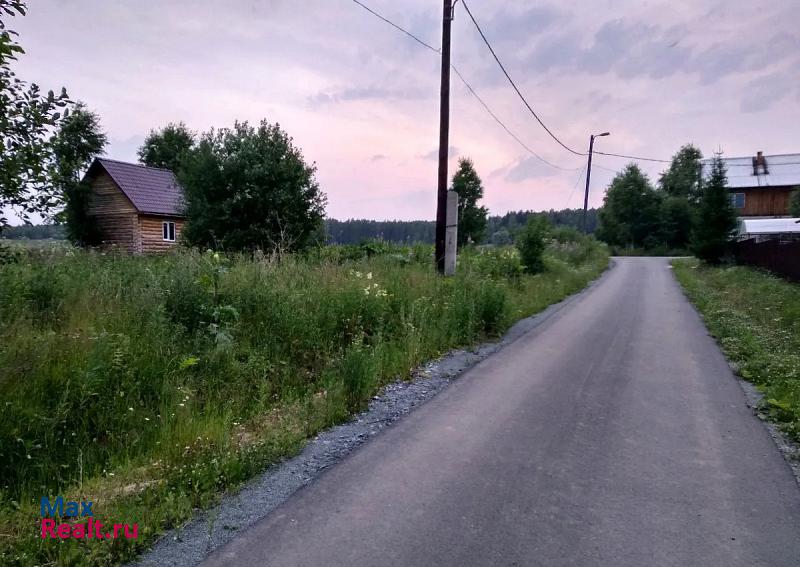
[691,154,737,264]
[180,120,326,252]
[451,157,488,247]
[51,103,107,245]
[138,122,195,173]
[596,164,662,249]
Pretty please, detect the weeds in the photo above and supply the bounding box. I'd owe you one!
[0,239,607,565]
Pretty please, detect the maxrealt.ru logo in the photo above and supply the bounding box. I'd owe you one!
[40,497,138,540]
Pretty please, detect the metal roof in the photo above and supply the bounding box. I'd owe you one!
[738,218,800,236]
[87,158,185,216]
[701,153,800,189]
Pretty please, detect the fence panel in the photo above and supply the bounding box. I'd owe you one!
[734,238,800,282]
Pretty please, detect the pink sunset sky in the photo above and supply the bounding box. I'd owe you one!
[9,0,800,221]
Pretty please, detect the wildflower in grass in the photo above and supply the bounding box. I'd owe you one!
[366,272,373,280]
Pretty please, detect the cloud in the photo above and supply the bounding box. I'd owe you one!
[370,154,388,162]
[308,85,430,106]
[495,156,561,183]
[484,5,566,45]
[521,15,799,84]
[739,71,793,113]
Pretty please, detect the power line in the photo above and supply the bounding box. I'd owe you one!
[564,166,587,208]
[350,0,672,169]
[349,0,438,52]
[594,151,669,163]
[460,0,584,157]
[450,66,581,172]
[459,1,677,166]
[348,0,581,172]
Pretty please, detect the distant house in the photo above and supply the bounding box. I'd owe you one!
[701,151,800,218]
[82,158,185,254]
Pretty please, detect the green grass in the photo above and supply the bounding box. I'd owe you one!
[673,259,800,439]
[0,238,608,566]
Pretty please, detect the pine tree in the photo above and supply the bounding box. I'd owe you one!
[451,157,488,247]
[691,154,737,264]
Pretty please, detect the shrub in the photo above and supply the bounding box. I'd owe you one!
[467,247,524,279]
[516,216,550,274]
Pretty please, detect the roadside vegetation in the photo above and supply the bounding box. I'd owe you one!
[673,260,800,440]
[0,235,607,565]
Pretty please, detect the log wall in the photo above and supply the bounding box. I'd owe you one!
[138,216,184,254]
[735,187,792,217]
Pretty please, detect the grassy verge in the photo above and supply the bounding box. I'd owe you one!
[0,239,607,565]
[672,259,800,440]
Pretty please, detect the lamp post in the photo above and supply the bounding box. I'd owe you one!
[582,132,610,233]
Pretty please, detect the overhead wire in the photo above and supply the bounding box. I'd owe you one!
[460,0,673,165]
[348,0,582,172]
[593,151,669,163]
[460,0,584,157]
[564,166,587,209]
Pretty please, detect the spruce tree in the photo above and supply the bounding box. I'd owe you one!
[691,154,737,264]
[451,157,488,247]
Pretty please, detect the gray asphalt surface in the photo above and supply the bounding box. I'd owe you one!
[202,257,800,567]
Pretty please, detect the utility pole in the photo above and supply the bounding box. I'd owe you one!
[435,0,453,273]
[582,131,610,234]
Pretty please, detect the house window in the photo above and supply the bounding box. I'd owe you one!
[730,193,745,209]
[162,221,176,242]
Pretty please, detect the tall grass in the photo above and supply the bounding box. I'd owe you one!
[0,238,607,565]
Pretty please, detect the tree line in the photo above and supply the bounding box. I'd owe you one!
[324,208,598,245]
[596,144,742,262]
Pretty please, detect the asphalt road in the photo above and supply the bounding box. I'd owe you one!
[202,257,800,567]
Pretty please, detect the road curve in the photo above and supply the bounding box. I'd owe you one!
[202,257,800,567]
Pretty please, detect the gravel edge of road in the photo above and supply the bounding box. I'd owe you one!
[668,260,800,488]
[736,378,800,486]
[132,264,613,567]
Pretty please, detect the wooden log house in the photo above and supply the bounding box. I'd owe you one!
[82,158,185,253]
[702,151,800,218]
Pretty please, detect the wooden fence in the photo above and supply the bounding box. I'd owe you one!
[734,238,800,282]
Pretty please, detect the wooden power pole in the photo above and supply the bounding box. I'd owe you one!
[435,0,453,274]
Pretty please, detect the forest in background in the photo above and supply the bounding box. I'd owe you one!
[325,208,598,245]
[3,208,599,245]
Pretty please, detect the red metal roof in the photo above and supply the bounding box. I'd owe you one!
[87,158,185,217]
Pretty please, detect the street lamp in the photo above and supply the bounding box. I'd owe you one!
[582,132,610,234]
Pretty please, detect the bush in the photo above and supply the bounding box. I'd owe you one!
[516,216,550,274]
[466,247,524,279]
